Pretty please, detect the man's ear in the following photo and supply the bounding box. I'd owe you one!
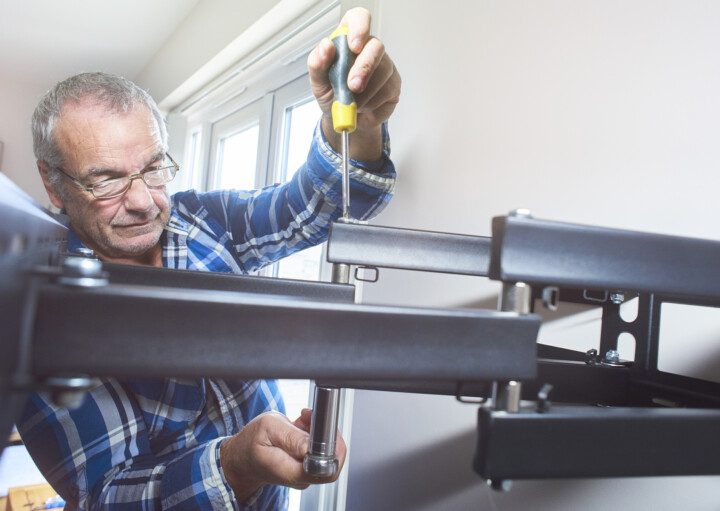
[37,160,65,210]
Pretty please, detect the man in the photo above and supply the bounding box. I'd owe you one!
[18,8,400,510]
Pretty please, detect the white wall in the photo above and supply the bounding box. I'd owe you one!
[134,0,281,104]
[0,80,51,204]
[346,1,720,510]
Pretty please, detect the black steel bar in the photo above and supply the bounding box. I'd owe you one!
[32,283,540,381]
[327,222,491,276]
[320,356,631,406]
[0,188,66,454]
[490,215,720,300]
[475,406,720,479]
[104,262,355,302]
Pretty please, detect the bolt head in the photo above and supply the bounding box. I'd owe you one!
[509,208,533,218]
[604,349,620,364]
[610,292,625,304]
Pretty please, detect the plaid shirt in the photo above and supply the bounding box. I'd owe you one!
[19,124,395,510]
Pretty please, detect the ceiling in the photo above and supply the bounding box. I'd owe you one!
[0,0,200,88]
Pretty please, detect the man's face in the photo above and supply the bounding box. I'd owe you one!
[49,100,171,260]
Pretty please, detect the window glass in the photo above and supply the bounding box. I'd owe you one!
[284,99,322,180]
[274,99,324,282]
[217,124,259,190]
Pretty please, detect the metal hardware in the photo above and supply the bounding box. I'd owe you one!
[331,262,351,285]
[58,256,108,287]
[74,247,95,258]
[610,292,625,305]
[585,349,599,365]
[537,384,553,413]
[354,266,379,283]
[499,282,532,314]
[45,375,99,409]
[604,349,620,364]
[487,479,513,492]
[541,286,559,311]
[303,386,341,477]
[505,381,521,413]
[583,289,609,303]
[305,259,351,478]
[455,382,489,404]
[509,208,533,218]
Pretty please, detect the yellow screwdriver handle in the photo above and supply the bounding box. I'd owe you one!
[329,25,357,133]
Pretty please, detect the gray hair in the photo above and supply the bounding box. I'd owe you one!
[32,72,168,189]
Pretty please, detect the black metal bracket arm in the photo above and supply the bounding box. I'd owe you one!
[490,214,720,300]
[475,405,720,480]
[31,281,540,382]
[327,222,491,276]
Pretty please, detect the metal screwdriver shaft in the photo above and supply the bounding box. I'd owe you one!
[341,131,350,219]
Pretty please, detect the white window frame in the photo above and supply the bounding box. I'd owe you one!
[207,95,272,191]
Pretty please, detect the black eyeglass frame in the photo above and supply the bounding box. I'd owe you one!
[54,153,180,199]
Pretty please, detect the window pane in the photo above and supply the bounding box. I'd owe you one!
[273,99,324,282]
[217,124,259,190]
[277,244,323,281]
[284,99,322,181]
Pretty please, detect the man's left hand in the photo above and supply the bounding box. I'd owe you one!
[307,7,401,162]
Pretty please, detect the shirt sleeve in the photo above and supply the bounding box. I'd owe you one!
[17,380,282,511]
[184,121,396,273]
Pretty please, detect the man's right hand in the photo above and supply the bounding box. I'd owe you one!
[219,409,347,503]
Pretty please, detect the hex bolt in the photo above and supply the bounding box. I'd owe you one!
[509,208,533,218]
[75,247,96,258]
[604,349,620,364]
[45,376,99,409]
[487,479,513,492]
[610,292,625,305]
[59,256,108,287]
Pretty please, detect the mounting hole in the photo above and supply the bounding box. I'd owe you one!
[619,297,639,323]
[617,332,636,362]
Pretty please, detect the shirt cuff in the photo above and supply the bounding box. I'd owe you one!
[314,120,396,192]
[214,438,267,509]
[161,437,239,510]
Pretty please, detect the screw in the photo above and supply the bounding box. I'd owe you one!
[487,479,513,492]
[59,256,108,287]
[509,208,532,218]
[74,247,95,258]
[45,376,99,409]
[604,349,620,364]
[610,292,625,304]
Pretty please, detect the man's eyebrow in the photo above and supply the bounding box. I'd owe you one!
[85,151,166,177]
[87,167,121,177]
[146,150,166,166]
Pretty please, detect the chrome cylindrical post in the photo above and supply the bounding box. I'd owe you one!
[303,262,350,477]
[303,386,341,477]
[494,281,532,412]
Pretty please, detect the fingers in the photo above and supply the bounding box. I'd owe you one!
[292,408,312,432]
[266,415,309,460]
[307,38,336,108]
[340,7,372,53]
[349,36,385,94]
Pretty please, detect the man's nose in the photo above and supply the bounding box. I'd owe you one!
[123,177,154,212]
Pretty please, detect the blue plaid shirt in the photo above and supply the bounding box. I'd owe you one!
[19,124,395,510]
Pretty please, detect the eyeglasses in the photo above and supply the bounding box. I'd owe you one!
[54,153,180,199]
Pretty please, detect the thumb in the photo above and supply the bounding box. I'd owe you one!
[268,421,309,460]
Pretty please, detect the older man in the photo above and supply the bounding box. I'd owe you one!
[18,8,400,510]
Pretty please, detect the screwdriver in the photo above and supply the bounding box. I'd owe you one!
[328,25,357,219]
